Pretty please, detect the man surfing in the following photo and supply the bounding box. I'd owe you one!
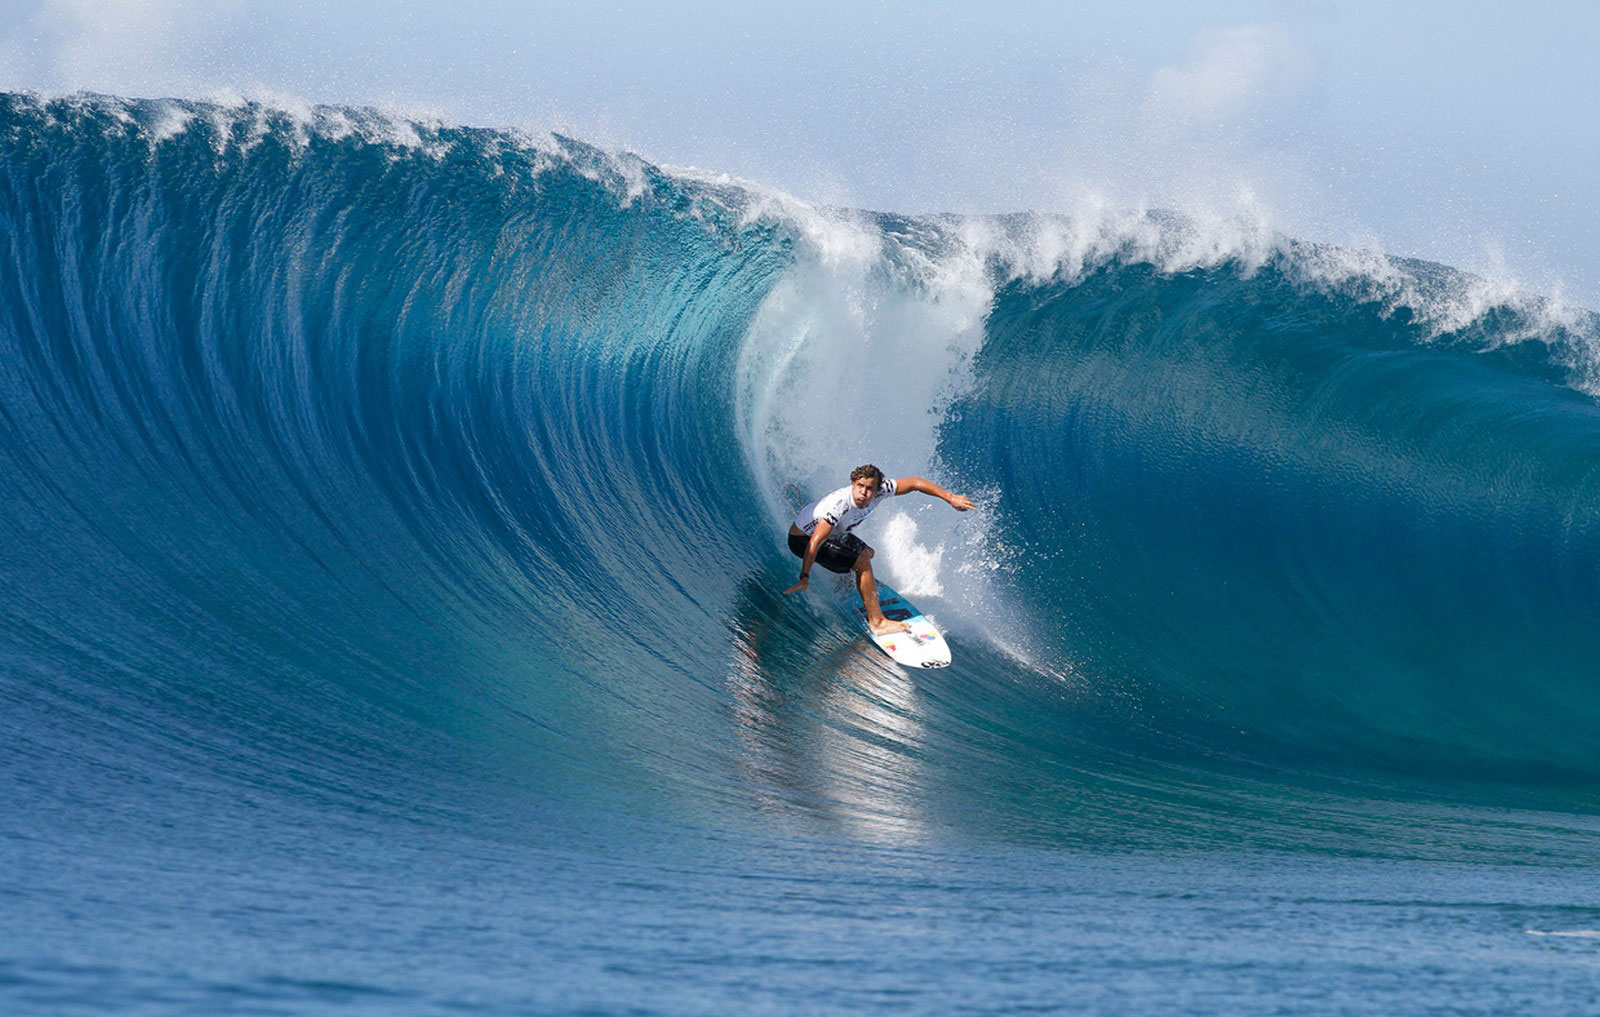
[783,464,974,634]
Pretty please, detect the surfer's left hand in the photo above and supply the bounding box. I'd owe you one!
[949,494,974,512]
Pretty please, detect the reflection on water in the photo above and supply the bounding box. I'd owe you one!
[724,575,926,844]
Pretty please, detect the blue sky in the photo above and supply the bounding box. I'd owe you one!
[3,0,1597,305]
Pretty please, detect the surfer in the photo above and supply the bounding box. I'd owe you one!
[784,464,974,634]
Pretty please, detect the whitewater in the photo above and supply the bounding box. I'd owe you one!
[5,92,1600,1015]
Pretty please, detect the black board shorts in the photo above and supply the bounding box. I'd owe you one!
[788,530,868,574]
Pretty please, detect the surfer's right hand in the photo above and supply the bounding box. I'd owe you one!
[783,576,809,595]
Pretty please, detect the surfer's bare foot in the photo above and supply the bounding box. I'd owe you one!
[868,617,910,635]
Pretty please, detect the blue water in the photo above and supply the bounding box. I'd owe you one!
[5,92,1600,1015]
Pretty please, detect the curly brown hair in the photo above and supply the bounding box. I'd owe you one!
[850,464,885,488]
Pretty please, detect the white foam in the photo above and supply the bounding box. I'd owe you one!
[957,193,1598,389]
[1524,929,1600,939]
[1281,239,1600,390]
[144,100,195,142]
[949,189,1280,289]
[876,514,944,599]
[733,205,983,511]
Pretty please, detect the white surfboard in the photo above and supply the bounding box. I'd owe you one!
[856,583,951,669]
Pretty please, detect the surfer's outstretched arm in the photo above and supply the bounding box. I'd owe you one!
[893,477,974,512]
[783,519,834,595]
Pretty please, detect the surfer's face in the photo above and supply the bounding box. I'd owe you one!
[851,476,880,507]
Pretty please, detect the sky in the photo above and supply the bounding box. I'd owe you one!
[2,0,1597,306]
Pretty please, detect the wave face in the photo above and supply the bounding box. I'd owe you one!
[949,258,1600,784]
[6,90,1600,864]
[0,93,797,823]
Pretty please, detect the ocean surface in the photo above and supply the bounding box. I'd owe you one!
[5,92,1600,1015]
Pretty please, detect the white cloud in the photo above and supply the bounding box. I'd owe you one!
[1142,24,1311,131]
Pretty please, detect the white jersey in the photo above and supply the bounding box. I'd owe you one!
[794,477,898,537]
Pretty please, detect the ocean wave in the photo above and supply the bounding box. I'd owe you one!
[5,92,1600,850]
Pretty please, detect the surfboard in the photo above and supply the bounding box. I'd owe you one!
[856,583,951,669]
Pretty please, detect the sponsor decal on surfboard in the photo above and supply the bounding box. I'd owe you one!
[856,583,951,669]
